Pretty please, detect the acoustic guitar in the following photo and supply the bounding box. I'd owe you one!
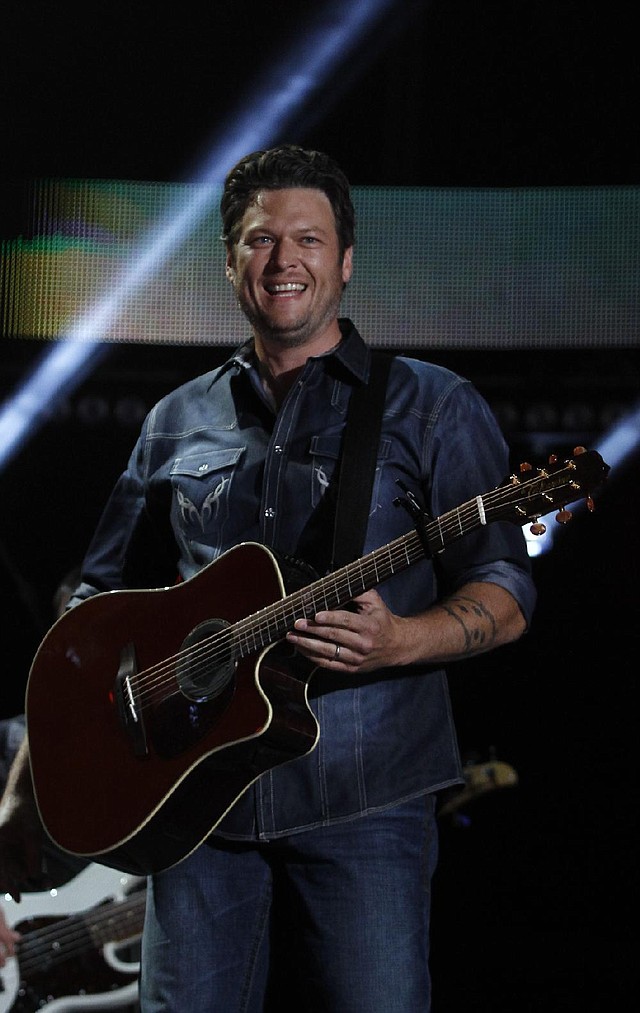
[26,449,608,876]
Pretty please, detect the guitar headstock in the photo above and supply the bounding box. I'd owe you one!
[499,446,610,534]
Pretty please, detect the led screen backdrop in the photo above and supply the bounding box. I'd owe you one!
[2,180,638,348]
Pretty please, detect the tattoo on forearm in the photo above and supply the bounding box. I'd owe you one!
[441,595,498,652]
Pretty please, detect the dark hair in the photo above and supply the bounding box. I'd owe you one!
[220,144,355,255]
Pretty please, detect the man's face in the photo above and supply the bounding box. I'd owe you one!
[225,187,353,348]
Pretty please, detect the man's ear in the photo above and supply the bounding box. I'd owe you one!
[225,250,235,282]
[341,246,353,284]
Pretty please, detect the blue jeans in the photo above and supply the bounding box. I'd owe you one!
[140,795,438,1012]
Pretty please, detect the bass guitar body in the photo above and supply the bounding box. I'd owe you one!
[0,863,144,1013]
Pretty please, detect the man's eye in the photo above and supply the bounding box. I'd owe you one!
[301,236,319,244]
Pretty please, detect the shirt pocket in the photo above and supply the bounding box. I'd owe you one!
[308,435,392,513]
[170,447,245,552]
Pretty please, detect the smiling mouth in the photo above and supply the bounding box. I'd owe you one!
[265,283,307,295]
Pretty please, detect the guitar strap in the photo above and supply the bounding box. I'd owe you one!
[330,351,392,570]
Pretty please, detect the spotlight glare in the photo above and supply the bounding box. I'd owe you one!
[0,0,399,472]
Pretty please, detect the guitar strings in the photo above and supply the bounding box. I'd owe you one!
[127,475,573,709]
[124,530,422,710]
[125,473,573,712]
[11,891,146,976]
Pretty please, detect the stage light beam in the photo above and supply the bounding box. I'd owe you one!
[0,0,401,472]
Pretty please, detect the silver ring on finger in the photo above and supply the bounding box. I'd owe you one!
[334,644,341,661]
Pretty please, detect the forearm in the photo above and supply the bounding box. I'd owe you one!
[0,736,34,809]
[287,580,528,674]
[390,581,527,668]
[0,735,45,901]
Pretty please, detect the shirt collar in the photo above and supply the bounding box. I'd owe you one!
[213,318,371,386]
[332,318,370,384]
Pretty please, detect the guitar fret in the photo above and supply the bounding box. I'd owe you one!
[455,507,464,536]
[434,516,445,549]
[355,559,368,596]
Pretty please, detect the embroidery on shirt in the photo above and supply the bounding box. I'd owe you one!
[176,479,228,530]
[315,465,329,495]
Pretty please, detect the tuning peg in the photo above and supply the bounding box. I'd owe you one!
[555,508,573,524]
[573,445,587,456]
[519,461,532,473]
[529,521,546,536]
[548,453,558,465]
[586,496,595,513]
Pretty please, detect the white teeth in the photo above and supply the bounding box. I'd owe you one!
[267,283,306,292]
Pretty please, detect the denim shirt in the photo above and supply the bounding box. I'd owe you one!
[73,320,536,840]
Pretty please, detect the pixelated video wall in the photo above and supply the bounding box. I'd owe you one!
[1,179,638,348]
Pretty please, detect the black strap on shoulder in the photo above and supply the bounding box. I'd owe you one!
[331,352,392,570]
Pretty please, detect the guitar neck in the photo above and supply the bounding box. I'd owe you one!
[231,528,424,660]
[232,489,496,660]
[84,890,146,946]
[231,448,609,659]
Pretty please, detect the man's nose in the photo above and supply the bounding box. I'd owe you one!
[269,237,298,268]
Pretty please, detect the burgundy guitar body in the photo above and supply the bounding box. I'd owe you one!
[27,543,319,876]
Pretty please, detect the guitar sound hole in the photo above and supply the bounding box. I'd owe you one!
[176,619,236,703]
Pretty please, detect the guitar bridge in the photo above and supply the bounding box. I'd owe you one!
[114,643,149,757]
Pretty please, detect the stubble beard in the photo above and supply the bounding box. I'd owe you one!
[235,284,344,349]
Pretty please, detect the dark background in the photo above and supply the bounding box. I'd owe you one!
[1,2,638,1009]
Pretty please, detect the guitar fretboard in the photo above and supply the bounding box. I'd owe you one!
[233,529,425,659]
